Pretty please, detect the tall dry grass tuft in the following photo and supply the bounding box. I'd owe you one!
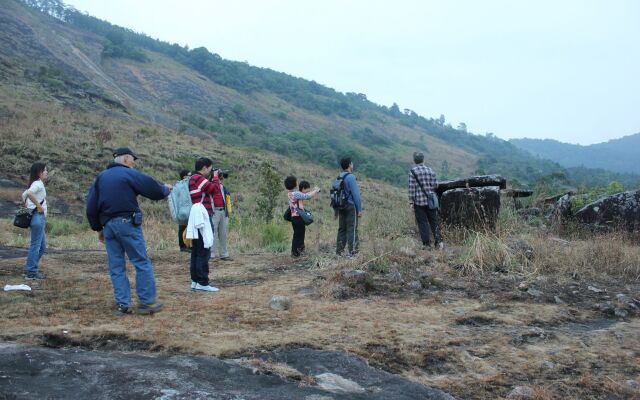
[529,231,640,281]
[456,231,515,275]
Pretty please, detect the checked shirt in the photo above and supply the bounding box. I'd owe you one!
[408,164,438,207]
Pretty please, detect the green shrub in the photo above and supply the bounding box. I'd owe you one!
[45,217,89,236]
[260,222,288,252]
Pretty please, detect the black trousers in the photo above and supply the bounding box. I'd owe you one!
[291,216,306,256]
[414,205,442,246]
[336,204,359,254]
[178,225,187,249]
[190,232,210,285]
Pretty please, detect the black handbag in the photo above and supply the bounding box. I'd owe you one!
[283,207,292,222]
[298,208,314,225]
[13,207,34,229]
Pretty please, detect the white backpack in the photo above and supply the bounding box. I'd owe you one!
[168,179,192,225]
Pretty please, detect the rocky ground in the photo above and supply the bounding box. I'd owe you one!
[0,343,453,400]
[1,245,639,399]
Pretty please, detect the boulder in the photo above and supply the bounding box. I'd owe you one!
[436,174,506,196]
[545,193,572,221]
[440,186,501,229]
[574,190,640,230]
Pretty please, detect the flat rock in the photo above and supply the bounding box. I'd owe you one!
[0,344,455,400]
[436,174,506,196]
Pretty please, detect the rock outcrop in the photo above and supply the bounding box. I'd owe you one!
[0,343,455,400]
[574,190,640,230]
[440,186,501,229]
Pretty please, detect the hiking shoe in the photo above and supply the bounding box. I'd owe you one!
[220,256,234,261]
[194,283,220,292]
[24,272,46,280]
[137,303,164,315]
[114,304,131,317]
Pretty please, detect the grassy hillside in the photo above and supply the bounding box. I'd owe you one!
[5,0,609,189]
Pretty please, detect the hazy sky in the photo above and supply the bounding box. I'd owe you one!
[65,0,640,145]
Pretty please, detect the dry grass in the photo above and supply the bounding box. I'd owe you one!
[2,96,640,399]
[2,217,640,399]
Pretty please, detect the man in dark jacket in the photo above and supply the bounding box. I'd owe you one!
[335,157,363,257]
[86,147,172,316]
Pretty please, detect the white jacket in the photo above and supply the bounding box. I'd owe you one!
[186,203,213,249]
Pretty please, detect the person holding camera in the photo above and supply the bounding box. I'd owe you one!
[86,147,172,316]
[284,176,320,257]
[210,169,232,261]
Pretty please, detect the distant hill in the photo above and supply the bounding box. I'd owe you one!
[2,0,639,189]
[510,134,640,175]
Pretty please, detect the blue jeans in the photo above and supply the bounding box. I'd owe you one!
[24,212,46,274]
[103,217,156,307]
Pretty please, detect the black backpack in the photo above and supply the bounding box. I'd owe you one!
[329,173,351,210]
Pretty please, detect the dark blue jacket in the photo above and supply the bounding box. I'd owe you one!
[339,171,363,213]
[86,163,170,231]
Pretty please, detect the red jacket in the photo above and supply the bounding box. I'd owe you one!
[189,173,220,216]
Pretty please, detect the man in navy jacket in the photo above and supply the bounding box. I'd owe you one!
[336,156,363,256]
[86,147,172,316]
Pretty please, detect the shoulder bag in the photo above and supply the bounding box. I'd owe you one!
[410,169,439,210]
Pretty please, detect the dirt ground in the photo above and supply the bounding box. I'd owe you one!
[1,245,639,399]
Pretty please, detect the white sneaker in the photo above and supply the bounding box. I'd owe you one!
[194,283,220,292]
[191,281,196,290]
[437,242,445,250]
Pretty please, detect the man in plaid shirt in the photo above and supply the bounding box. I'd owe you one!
[408,152,443,249]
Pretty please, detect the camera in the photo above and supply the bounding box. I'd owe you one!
[213,168,229,179]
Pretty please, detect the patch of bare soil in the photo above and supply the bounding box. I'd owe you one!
[0,246,639,399]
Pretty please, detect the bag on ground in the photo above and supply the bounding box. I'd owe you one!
[329,173,351,210]
[168,179,192,225]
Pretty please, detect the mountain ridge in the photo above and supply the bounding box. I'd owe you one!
[510,133,640,175]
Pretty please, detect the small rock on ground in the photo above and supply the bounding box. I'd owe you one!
[269,295,291,311]
[315,373,365,394]
[507,385,535,399]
